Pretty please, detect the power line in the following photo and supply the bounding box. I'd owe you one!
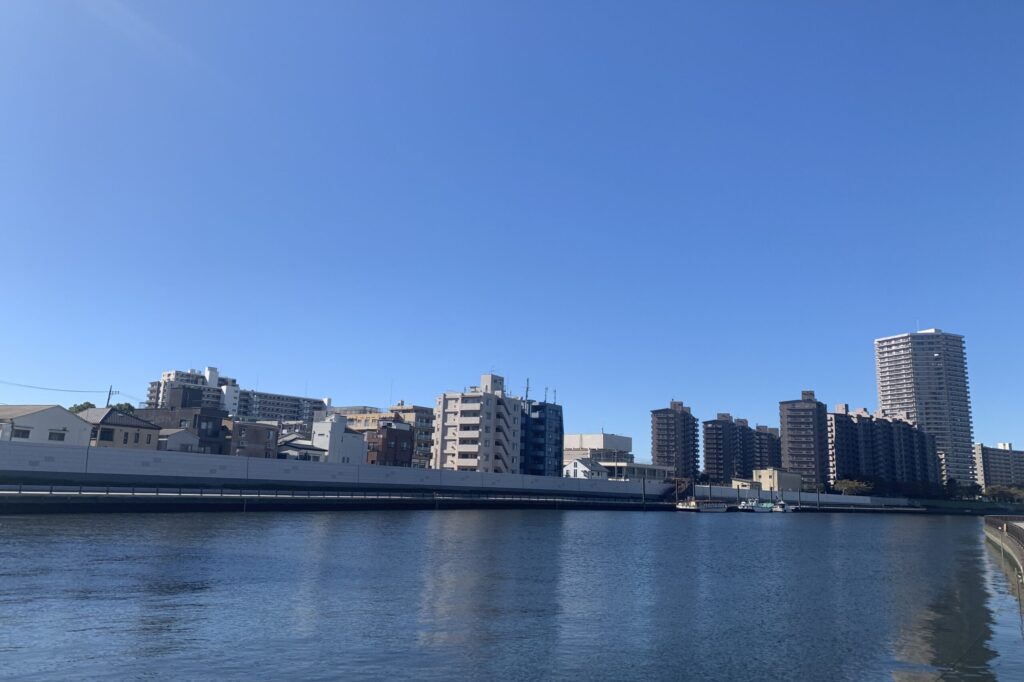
[0,379,108,394]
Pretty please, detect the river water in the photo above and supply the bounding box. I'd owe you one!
[1,511,1022,681]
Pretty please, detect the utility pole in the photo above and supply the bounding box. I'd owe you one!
[105,385,113,407]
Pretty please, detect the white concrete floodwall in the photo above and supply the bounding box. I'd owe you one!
[696,484,910,508]
[0,441,671,500]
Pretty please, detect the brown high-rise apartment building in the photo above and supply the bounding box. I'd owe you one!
[651,401,699,480]
[703,414,759,484]
[752,425,782,470]
[827,404,941,492]
[779,390,829,491]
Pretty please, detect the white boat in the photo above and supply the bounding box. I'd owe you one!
[772,500,796,513]
[739,499,774,513]
[675,499,728,512]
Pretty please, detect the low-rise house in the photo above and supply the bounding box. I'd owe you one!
[0,405,92,446]
[277,416,367,464]
[135,407,230,454]
[158,429,202,453]
[563,458,608,480]
[229,420,279,458]
[277,433,328,461]
[77,408,161,450]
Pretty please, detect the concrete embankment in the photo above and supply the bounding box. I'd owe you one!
[984,517,1024,573]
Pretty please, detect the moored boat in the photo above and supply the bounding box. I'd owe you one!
[739,499,774,513]
[675,499,729,512]
[772,500,796,513]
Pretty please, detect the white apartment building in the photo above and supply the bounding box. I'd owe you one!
[875,329,975,484]
[431,374,523,473]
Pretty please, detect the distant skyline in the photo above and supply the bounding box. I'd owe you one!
[1,2,1022,460]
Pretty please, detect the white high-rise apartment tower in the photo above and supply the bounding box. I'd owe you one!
[431,374,522,473]
[874,329,975,484]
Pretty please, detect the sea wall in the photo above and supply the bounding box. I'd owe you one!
[0,441,672,500]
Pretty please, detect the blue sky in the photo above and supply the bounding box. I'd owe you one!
[1,1,1022,461]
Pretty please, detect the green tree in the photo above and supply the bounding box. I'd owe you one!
[833,479,873,496]
[110,402,136,415]
[68,401,96,414]
[945,478,960,500]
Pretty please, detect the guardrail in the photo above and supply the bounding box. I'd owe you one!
[0,484,654,507]
[985,516,1024,549]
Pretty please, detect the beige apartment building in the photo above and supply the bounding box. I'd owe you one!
[431,374,522,473]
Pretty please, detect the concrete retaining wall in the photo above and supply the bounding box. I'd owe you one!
[695,484,911,508]
[0,441,672,500]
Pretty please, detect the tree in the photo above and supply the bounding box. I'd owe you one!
[959,482,982,500]
[945,478,960,500]
[68,401,96,414]
[110,402,135,415]
[833,479,873,496]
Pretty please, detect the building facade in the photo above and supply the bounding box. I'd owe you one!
[135,407,230,454]
[78,408,161,450]
[390,402,435,468]
[365,419,415,467]
[651,401,699,480]
[827,404,940,491]
[779,391,829,490]
[752,467,804,493]
[146,366,328,424]
[703,414,759,484]
[875,329,975,484]
[563,433,633,465]
[431,374,523,473]
[0,406,92,446]
[229,420,280,458]
[974,443,1024,490]
[521,400,564,477]
[752,425,782,470]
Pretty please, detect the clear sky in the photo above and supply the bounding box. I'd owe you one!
[1,1,1022,462]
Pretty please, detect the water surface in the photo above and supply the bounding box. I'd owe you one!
[1,511,1022,680]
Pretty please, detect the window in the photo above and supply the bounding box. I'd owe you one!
[146,434,152,445]
[134,432,140,443]
[48,432,66,442]
[99,428,114,442]
[12,428,30,439]
[123,432,129,445]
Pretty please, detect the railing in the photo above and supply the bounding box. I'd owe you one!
[985,516,1024,552]
[0,484,656,507]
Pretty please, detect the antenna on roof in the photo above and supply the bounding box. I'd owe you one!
[525,378,530,401]
[544,387,548,402]
[553,389,557,405]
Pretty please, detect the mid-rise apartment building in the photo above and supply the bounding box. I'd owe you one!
[974,443,1024,490]
[521,400,564,477]
[651,401,699,480]
[780,391,829,491]
[431,374,523,473]
[146,366,328,424]
[875,329,975,484]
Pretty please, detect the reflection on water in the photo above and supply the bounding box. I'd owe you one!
[2,512,1024,680]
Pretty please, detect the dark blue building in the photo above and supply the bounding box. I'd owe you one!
[521,401,564,477]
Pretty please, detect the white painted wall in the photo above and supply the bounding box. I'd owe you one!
[0,407,92,447]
